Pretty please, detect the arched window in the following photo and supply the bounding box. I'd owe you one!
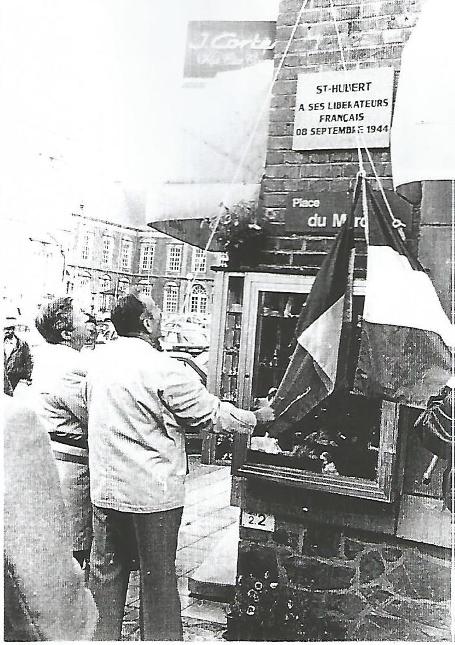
[163,283,179,313]
[189,284,208,314]
[118,277,130,296]
[98,275,112,312]
[77,272,92,310]
[139,281,153,297]
[78,272,91,289]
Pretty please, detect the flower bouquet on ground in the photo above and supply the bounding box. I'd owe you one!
[211,202,269,269]
[224,571,345,642]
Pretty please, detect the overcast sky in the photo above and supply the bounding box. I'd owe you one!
[1,0,279,229]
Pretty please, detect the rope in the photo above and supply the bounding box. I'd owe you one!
[182,0,313,313]
[329,0,406,239]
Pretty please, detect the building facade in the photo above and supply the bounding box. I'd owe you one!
[203,0,452,641]
[65,213,221,319]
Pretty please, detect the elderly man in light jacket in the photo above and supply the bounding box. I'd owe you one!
[32,297,94,568]
[86,294,274,641]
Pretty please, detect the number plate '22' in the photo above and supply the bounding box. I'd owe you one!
[241,511,275,532]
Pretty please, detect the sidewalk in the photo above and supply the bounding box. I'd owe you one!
[122,458,239,641]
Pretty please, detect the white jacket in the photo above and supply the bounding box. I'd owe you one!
[86,337,256,513]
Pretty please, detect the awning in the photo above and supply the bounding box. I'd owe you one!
[391,0,455,194]
[147,60,274,249]
[147,182,261,248]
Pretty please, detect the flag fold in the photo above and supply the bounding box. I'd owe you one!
[354,182,454,408]
[269,180,361,436]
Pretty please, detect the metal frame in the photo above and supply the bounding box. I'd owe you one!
[230,271,400,503]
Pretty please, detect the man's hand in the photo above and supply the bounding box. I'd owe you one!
[254,405,275,424]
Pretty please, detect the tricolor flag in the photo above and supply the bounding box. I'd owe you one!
[269,181,361,436]
[354,182,454,408]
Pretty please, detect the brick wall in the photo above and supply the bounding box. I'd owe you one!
[255,0,422,270]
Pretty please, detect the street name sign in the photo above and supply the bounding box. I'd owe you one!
[285,189,412,235]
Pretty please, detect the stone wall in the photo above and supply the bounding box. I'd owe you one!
[238,519,451,640]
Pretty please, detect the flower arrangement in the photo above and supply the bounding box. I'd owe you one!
[209,201,269,268]
[224,571,345,641]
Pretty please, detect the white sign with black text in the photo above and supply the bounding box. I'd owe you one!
[241,510,275,532]
[292,67,394,150]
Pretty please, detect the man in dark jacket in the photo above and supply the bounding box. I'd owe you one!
[4,316,33,391]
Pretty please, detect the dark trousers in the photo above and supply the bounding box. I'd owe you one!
[89,505,183,641]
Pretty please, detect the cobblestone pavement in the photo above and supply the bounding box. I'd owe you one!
[122,458,238,641]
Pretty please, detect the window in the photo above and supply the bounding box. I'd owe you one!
[166,245,183,273]
[99,275,112,311]
[230,274,401,503]
[140,242,155,272]
[139,281,153,297]
[120,240,132,271]
[102,236,113,266]
[192,249,207,273]
[99,275,111,292]
[163,283,179,313]
[118,278,129,295]
[78,274,91,290]
[80,231,93,261]
[77,272,92,310]
[190,284,208,314]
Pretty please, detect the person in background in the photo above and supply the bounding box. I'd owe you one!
[4,394,97,641]
[32,297,93,569]
[86,294,275,641]
[96,316,118,344]
[84,313,98,351]
[4,315,33,391]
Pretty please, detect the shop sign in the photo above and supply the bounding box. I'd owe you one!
[285,190,412,235]
[184,21,275,78]
[292,67,394,150]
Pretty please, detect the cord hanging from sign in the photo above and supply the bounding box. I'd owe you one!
[329,0,406,241]
[182,0,313,311]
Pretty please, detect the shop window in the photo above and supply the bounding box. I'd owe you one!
[228,273,401,502]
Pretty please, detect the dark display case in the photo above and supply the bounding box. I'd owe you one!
[207,271,402,500]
